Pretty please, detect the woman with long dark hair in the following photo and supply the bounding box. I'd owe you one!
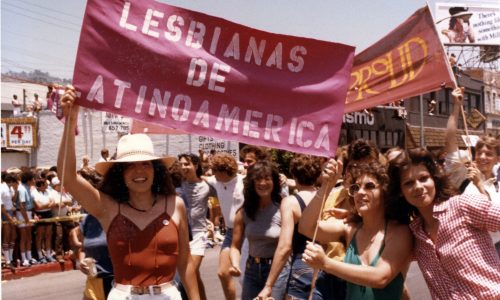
[58,87,199,300]
[388,148,500,299]
[229,160,288,300]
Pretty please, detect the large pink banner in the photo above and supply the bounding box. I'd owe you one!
[73,0,354,157]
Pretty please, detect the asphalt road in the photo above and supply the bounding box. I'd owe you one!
[1,245,430,299]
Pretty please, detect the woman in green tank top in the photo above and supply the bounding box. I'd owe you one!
[299,160,412,300]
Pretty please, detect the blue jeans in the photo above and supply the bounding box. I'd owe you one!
[286,256,314,299]
[221,228,233,250]
[312,271,346,300]
[241,256,289,300]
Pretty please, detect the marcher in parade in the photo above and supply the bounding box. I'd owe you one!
[300,160,412,300]
[279,154,323,299]
[309,139,382,300]
[78,213,114,300]
[204,153,245,300]
[229,160,287,300]
[444,88,499,199]
[444,87,500,253]
[389,148,500,299]
[58,86,200,300]
[178,153,212,300]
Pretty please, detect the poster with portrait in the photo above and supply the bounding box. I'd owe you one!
[434,2,500,45]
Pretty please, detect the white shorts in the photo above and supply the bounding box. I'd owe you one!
[189,231,207,256]
[108,282,181,300]
[16,211,33,228]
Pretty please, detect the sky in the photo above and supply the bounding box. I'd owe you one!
[0,0,492,80]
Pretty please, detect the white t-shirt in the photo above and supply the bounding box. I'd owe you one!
[205,174,245,228]
[0,182,14,211]
[49,189,72,216]
[32,189,52,212]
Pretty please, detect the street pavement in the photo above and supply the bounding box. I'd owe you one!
[1,245,430,299]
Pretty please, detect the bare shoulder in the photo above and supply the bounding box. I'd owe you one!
[344,221,359,244]
[169,195,185,226]
[386,221,412,244]
[281,195,300,211]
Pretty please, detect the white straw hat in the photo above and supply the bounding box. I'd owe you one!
[95,134,176,175]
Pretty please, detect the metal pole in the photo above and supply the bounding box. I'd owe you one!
[188,134,192,153]
[419,94,425,147]
[23,89,27,112]
[89,110,94,159]
[166,135,170,155]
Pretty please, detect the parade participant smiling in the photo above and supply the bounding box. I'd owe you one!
[299,160,412,300]
[57,86,200,300]
[389,148,500,299]
[229,160,288,300]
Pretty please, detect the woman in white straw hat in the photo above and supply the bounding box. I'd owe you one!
[57,86,200,300]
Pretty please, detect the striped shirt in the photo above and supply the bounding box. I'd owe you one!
[410,193,500,299]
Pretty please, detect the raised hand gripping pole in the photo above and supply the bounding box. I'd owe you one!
[58,106,72,218]
[307,180,334,300]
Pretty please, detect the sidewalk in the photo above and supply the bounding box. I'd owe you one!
[1,257,75,281]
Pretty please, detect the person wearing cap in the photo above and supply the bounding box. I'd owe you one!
[58,87,199,300]
[440,7,475,43]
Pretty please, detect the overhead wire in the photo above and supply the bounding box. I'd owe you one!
[2,7,81,32]
[2,2,83,28]
[13,0,83,19]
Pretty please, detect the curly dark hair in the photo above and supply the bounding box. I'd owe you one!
[388,148,457,220]
[289,154,322,186]
[243,160,282,221]
[348,139,379,162]
[211,153,238,177]
[344,161,409,224]
[98,160,175,203]
[178,153,202,178]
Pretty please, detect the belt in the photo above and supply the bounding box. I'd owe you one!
[248,255,273,264]
[115,281,175,295]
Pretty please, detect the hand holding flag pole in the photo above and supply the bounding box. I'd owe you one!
[307,159,343,300]
[58,86,78,217]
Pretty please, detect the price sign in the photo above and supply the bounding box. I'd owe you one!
[8,124,35,147]
[1,117,37,148]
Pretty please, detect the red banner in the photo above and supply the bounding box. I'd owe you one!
[345,6,455,113]
[72,0,354,157]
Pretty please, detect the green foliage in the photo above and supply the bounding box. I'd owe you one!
[269,149,295,177]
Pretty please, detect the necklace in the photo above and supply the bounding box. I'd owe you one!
[127,197,157,213]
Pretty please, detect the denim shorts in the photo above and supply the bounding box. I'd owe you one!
[241,256,289,300]
[1,210,15,222]
[286,256,314,299]
[312,270,346,300]
[221,228,233,250]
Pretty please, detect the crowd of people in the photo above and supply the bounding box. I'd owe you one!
[1,86,499,299]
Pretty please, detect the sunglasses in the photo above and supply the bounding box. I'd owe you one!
[348,182,379,197]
